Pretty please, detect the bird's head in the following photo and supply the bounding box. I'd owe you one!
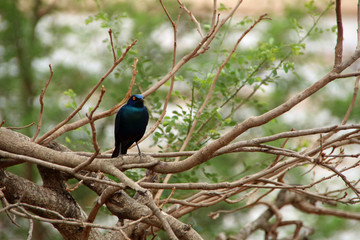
[127,94,145,107]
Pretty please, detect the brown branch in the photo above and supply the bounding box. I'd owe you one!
[0,171,103,239]
[99,161,178,239]
[269,130,292,167]
[277,220,303,240]
[73,123,360,159]
[136,2,179,146]
[142,29,210,97]
[32,64,53,141]
[211,0,218,29]
[165,155,357,218]
[82,186,120,240]
[334,0,343,66]
[294,199,360,220]
[146,198,178,240]
[229,190,297,240]
[342,75,360,124]
[141,181,311,191]
[317,162,360,198]
[335,71,360,78]
[159,187,176,209]
[81,173,202,240]
[73,86,106,173]
[176,0,204,38]
[108,28,117,62]
[160,0,176,26]
[112,56,139,117]
[27,218,34,240]
[358,0,360,49]
[197,0,243,54]
[5,122,35,130]
[0,188,21,227]
[0,148,128,191]
[2,201,127,233]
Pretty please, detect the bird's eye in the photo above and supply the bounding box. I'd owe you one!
[132,96,136,101]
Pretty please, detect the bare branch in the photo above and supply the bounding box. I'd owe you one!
[32,64,53,141]
[82,186,119,240]
[73,85,106,173]
[357,0,360,48]
[342,76,360,124]
[334,0,344,66]
[5,122,35,130]
[176,0,204,38]
[137,2,179,145]
[108,28,117,62]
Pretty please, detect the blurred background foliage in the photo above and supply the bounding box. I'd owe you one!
[0,0,359,239]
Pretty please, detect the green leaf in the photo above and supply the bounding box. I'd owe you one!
[64,89,76,97]
[65,137,71,144]
[85,16,94,25]
[218,3,230,11]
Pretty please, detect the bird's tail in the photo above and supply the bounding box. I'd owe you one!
[111,146,120,158]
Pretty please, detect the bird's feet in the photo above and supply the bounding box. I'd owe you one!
[138,153,145,162]
[113,155,124,161]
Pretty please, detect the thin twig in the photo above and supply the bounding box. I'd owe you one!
[334,0,343,66]
[6,122,35,130]
[73,86,106,173]
[4,203,130,232]
[26,219,34,240]
[66,179,84,192]
[159,187,176,209]
[357,0,360,49]
[342,76,360,124]
[318,162,360,198]
[211,0,218,29]
[139,1,180,144]
[32,64,53,141]
[82,186,119,240]
[108,28,117,62]
[176,0,204,38]
[0,188,21,227]
[269,129,293,168]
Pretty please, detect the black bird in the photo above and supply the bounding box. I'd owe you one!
[112,94,149,158]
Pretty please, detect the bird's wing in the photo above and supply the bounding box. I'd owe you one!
[114,108,123,146]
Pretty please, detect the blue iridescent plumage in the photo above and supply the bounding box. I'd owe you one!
[111,94,149,158]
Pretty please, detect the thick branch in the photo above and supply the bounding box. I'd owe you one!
[0,171,102,240]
